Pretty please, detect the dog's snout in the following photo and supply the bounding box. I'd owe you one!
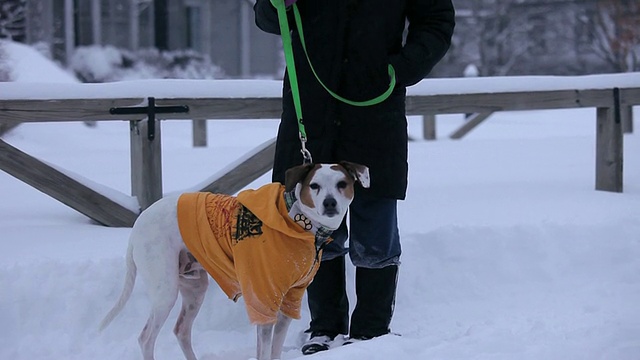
[323,197,337,209]
[323,197,338,215]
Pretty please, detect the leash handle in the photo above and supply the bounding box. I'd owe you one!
[291,5,397,107]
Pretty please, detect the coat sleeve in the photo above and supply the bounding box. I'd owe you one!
[255,0,299,35]
[254,0,280,34]
[389,0,456,87]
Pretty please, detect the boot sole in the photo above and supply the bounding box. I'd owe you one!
[302,342,330,355]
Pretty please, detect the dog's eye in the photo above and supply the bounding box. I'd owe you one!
[337,181,348,189]
[310,183,320,191]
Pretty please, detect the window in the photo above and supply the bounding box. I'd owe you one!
[186,5,201,52]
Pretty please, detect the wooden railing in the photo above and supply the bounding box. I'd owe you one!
[0,74,638,227]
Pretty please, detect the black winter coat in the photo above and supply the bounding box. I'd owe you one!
[254,0,455,200]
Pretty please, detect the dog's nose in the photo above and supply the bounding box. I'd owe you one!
[323,197,338,215]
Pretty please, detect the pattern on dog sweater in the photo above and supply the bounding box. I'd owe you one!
[177,183,322,325]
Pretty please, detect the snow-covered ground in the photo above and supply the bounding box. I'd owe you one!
[1,40,639,360]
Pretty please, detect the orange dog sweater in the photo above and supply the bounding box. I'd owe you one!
[177,183,326,325]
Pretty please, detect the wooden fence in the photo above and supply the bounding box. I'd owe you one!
[0,75,638,227]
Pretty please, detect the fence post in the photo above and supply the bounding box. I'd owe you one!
[621,106,633,134]
[595,88,623,192]
[130,119,163,209]
[192,119,208,147]
[423,114,436,140]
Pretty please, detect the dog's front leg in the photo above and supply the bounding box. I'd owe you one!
[256,323,274,360]
[270,312,292,360]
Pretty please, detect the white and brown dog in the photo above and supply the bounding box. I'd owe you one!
[99,162,370,360]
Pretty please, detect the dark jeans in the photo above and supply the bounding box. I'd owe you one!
[322,188,401,268]
[306,188,401,338]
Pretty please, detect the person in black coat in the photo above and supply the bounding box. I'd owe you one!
[254,0,455,354]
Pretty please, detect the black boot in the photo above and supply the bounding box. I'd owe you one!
[349,265,398,340]
[302,256,349,355]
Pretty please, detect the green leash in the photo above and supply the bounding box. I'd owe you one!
[274,1,311,162]
[274,1,397,163]
[290,4,397,107]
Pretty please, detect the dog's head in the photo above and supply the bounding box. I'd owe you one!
[284,161,370,230]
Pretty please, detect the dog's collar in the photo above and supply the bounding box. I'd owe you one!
[284,190,334,247]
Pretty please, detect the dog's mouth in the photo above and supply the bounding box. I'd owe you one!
[323,208,339,217]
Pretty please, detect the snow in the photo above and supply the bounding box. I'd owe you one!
[1,40,640,360]
[1,39,638,100]
[0,40,79,83]
[3,72,640,100]
[0,78,284,100]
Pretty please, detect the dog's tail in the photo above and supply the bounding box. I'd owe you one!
[99,242,137,332]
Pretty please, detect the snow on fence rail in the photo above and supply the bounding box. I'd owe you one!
[0,74,638,227]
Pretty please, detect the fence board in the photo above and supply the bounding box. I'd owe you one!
[405,89,615,115]
[198,138,276,195]
[620,88,640,107]
[0,98,145,122]
[156,98,282,119]
[0,91,622,122]
[0,139,138,226]
[450,112,494,139]
[1,78,639,228]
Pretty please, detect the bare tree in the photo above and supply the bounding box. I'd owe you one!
[591,0,640,72]
[476,0,551,76]
[0,41,10,81]
[0,0,26,42]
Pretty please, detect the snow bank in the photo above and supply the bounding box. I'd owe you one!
[1,220,639,360]
[0,40,79,83]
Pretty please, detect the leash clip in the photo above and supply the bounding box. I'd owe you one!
[300,137,313,164]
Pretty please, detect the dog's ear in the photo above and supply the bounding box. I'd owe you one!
[339,161,370,188]
[284,163,316,192]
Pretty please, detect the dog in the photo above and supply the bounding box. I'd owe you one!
[99,162,370,360]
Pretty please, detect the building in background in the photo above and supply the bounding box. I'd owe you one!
[2,0,639,79]
[11,0,280,78]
